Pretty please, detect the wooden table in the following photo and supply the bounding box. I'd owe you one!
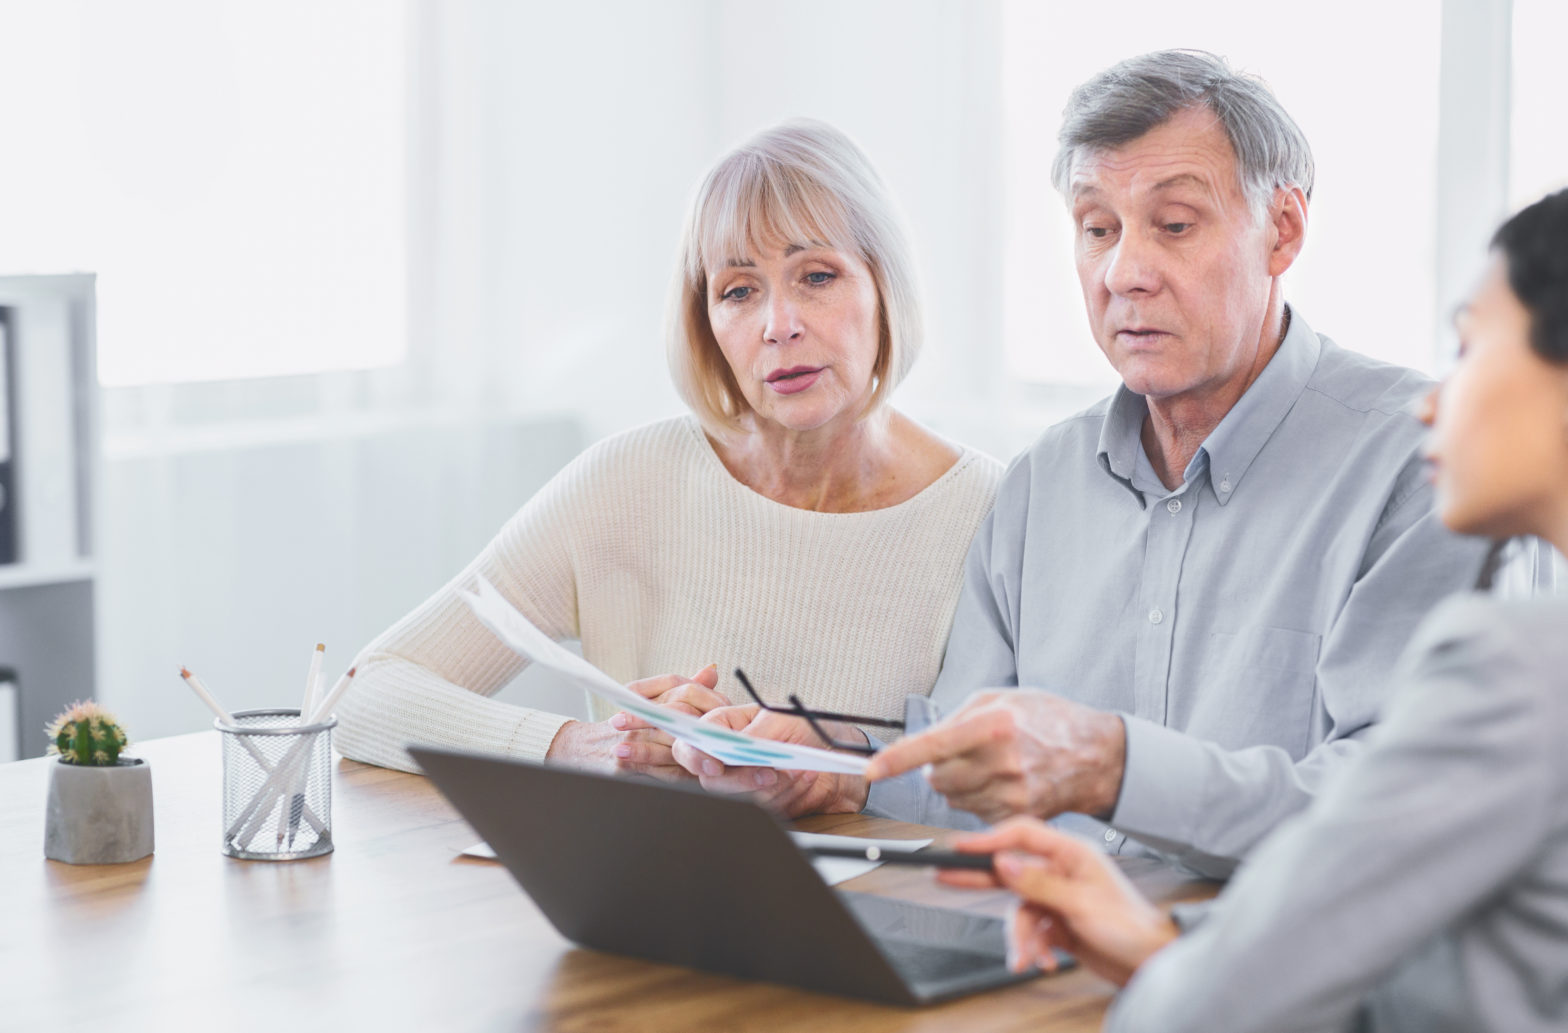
[0,733,1218,1032]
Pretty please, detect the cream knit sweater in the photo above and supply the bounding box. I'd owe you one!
[334,416,1002,773]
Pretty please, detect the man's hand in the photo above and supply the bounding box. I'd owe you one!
[938,816,1178,986]
[545,664,726,783]
[671,705,870,818]
[861,690,1126,824]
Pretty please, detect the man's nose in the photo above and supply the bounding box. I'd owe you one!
[763,294,804,345]
[1102,228,1162,296]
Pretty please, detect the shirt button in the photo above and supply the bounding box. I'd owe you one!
[1166,498,1182,514]
[1104,828,1118,842]
[1219,476,1232,493]
[1149,608,1164,625]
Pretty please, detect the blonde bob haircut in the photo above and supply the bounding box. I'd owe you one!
[667,119,923,440]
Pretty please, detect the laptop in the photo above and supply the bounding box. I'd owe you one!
[409,745,1050,1005]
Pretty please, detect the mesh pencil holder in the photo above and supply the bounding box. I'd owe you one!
[217,709,336,861]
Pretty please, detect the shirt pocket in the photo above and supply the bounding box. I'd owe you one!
[1201,626,1323,758]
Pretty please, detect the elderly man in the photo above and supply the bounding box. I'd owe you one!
[851,49,1497,876]
[680,48,1511,871]
[677,50,1516,875]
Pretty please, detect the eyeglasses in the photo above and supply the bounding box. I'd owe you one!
[732,668,902,756]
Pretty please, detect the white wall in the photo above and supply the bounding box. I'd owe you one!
[99,415,587,739]
[93,0,1027,739]
[46,0,1560,742]
[419,0,1017,456]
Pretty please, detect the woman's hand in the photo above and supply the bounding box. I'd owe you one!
[545,664,726,782]
[937,816,1178,986]
[670,705,871,818]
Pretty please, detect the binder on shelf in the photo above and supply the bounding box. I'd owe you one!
[0,308,16,565]
[0,666,16,763]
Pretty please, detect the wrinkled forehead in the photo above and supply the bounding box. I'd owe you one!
[1067,109,1244,206]
[695,169,859,277]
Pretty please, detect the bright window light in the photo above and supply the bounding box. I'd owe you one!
[1002,0,1441,386]
[1510,0,1568,210]
[0,0,406,386]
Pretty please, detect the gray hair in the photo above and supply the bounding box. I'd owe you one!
[1050,50,1315,214]
[668,119,923,440]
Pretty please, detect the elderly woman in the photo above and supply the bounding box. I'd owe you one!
[941,189,1568,1032]
[334,120,1001,795]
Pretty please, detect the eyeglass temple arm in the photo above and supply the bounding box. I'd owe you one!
[732,668,901,728]
[789,694,881,755]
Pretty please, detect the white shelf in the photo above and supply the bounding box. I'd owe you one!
[0,273,98,759]
[0,560,94,590]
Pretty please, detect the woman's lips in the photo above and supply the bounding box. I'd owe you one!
[766,367,823,395]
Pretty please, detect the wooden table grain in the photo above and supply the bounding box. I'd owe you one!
[0,733,1218,1032]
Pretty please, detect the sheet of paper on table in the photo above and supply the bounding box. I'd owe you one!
[458,575,869,776]
[458,831,933,886]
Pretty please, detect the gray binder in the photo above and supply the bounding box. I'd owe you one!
[0,309,16,564]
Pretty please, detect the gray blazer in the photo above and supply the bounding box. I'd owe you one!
[1106,593,1568,1033]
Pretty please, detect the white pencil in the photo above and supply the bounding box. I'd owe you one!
[237,666,354,849]
[299,643,325,725]
[179,666,235,726]
[306,666,356,725]
[282,643,327,845]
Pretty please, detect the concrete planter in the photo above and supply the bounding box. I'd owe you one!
[44,757,155,865]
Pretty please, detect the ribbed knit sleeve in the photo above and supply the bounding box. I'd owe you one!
[333,445,592,771]
[335,416,1003,773]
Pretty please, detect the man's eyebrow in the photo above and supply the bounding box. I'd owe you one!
[1150,173,1208,192]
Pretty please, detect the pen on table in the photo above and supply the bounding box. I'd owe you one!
[285,643,328,848]
[804,845,995,870]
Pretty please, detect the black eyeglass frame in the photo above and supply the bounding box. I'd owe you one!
[732,668,901,756]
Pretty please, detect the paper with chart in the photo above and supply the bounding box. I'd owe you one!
[458,576,869,775]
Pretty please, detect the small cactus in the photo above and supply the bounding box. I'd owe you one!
[45,701,129,766]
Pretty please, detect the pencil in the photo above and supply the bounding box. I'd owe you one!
[233,666,357,850]
[299,643,325,725]
[284,643,327,847]
[179,666,235,726]
[306,666,356,725]
[232,667,359,852]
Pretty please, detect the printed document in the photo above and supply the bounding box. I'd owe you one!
[458,575,869,776]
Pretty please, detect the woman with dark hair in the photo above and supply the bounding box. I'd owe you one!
[943,189,1568,1032]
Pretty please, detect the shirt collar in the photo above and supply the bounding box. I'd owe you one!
[1096,381,1153,508]
[1095,307,1322,507]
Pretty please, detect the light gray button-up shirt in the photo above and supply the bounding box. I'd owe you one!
[1108,594,1568,1033]
[868,311,1494,876]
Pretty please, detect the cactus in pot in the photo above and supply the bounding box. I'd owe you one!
[43,700,154,864]
[47,701,129,766]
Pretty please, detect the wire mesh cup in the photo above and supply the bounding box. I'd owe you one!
[217,709,336,860]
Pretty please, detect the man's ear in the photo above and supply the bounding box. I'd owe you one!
[1267,185,1308,278]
